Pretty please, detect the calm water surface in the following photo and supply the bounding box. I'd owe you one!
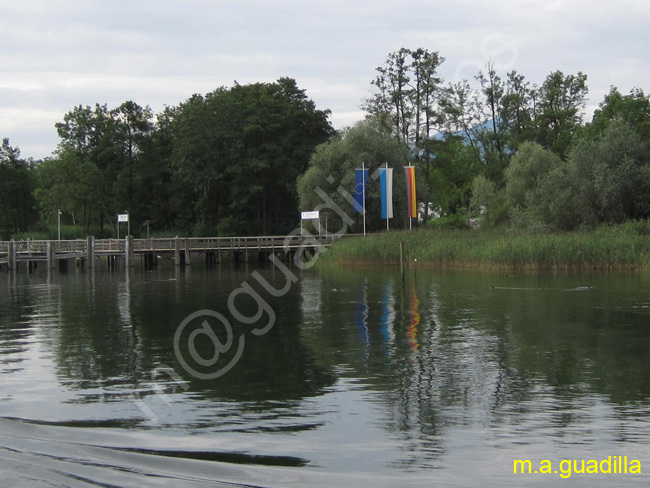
[1,263,650,487]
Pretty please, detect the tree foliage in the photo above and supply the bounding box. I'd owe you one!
[535,71,588,158]
[364,48,445,225]
[0,139,38,239]
[171,78,333,236]
[498,121,650,231]
[297,119,412,233]
[4,49,650,239]
[29,78,332,238]
[48,102,155,235]
[586,87,650,142]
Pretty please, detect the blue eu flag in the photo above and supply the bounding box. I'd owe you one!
[354,168,368,214]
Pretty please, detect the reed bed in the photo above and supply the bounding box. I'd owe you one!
[319,223,650,270]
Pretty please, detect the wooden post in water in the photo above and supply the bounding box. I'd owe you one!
[47,241,55,270]
[143,252,156,270]
[184,239,192,266]
[87,236,95,269]
[125,236,130,268]
[399,241,405,286]
[174,238,181,266]
[7,241,15,270]
[127,235,135,267]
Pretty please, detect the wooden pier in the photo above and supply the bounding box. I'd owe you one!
[0,234,342,272]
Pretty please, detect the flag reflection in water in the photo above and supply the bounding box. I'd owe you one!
[380,281,396,356]
[407,286,420,351]
[355,279,370,355]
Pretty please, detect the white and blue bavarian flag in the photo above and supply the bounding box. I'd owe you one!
[379,167,393,219]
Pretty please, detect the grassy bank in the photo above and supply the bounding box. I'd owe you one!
[319,222,650,270]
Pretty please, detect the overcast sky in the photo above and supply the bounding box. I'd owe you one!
[2,0,650,159]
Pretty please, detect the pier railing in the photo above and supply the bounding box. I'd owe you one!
[0,234,345,269]
[94,239,126,253]
[130,235,340,253]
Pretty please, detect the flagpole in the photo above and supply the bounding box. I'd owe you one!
[362,161,366,236]
[386,162,389,232]
[409,162,412,231]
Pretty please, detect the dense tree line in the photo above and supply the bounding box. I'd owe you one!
[359,49,591,221]
[3,49,650,239]
[4,77,333,239]
[470,87,650,230]
[300,48,650,232]
[0,139,38,239]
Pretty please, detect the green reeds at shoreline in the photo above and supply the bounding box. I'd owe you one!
[318,222,650,270]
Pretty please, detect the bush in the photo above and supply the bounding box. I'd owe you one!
[427,213,469,230]
[470,174,495,213]
[504,142,562,208]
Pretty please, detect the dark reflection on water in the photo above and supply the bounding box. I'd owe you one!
[2,265,650,486]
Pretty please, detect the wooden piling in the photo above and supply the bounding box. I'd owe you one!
[184,239,192,266]
[47,241,55,270]
[7,241,15,270]
[205,251,218,268]
[126,236,135,267]
[400,241,405,286]
[174,238,181,267]
[87,236,95,269]
[143,252,156,270]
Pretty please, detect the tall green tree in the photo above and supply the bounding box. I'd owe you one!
[227,78,333,235]
[54,104,116,235]
[586,87,650,141]
[503,142,563,229]
[0,139,38,238]
[135,106,178,233]
[409,48,445,225]
[171,89,235,234]
[364,48,451,226]
[500,70,537,149]
[425,135,480,215]
[110,101,154,220]
[476,61,507,165]
[535,70,588,158]
[364,48,414,145]
[35,154,102,233]
[172,78,333,236]
[439,80,484,164]
[53,101,157,236]
[297,119,411,233]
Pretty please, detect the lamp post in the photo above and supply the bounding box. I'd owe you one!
[57,209,61,240]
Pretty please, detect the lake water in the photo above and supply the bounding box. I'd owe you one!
[1,262,650,487]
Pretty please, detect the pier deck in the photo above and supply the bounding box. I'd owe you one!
[0,234,341,271]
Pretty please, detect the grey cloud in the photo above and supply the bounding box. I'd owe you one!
[2,0,650,159]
